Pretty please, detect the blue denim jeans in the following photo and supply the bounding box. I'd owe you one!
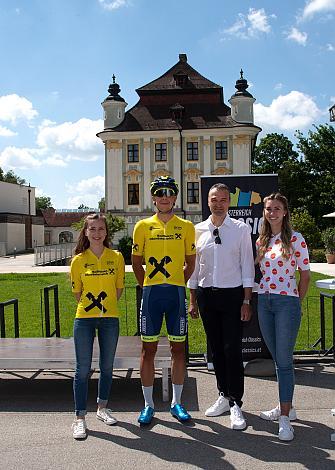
[257,294,301,403]
[73,317,119,417]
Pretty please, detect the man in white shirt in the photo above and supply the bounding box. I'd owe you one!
[188,183,254,430]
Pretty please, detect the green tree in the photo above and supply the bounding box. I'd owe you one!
[71,213,126,243]
[36,196,53,210]
[98,197,105,211]
[291,208,322,250]
[252,133,307,209]
[296,124,335,227]
[0,169,26,185]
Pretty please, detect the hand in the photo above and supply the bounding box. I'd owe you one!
[241,304,252,322]
[188,303,199,319]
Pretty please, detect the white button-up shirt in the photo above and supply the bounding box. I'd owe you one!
[188,215,255,289]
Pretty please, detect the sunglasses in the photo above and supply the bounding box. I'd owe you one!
[213,228,222,245]
[154,188,176,197]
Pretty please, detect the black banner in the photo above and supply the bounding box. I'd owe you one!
[200,174,278,361]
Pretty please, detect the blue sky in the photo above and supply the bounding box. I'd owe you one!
[0,0,334,209]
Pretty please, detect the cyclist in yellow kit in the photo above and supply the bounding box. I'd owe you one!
[132,176,196,424]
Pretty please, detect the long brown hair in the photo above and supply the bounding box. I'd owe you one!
[74,213,110,255]
[258,193,292,261]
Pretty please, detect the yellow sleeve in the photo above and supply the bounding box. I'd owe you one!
[116,252,125,288]
[70,255,82,293]
[132,221,145,257]
[185,221,196,256]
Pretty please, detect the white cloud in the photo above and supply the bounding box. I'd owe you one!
[66,175,105,209]
[254,91,321,131]
[0,94,38,125]
[37,118,103,161]
[0,126,17,137]
[302,0,335,20]
[98,0,129,10]
[274,83,284,90]
[0,147,42,169]
[286,27,308,46]
[0,118,104,172]
[223,8,275,39]
[326,43,334,50]
[330,96,335,103]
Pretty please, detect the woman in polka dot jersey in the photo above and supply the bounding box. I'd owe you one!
[256,193,310,441]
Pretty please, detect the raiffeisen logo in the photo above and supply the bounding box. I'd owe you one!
[230,187,262,207]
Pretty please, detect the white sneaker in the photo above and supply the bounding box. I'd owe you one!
[205,395,230,417]
[230,404,246,430]
[260,405,297,421]
[278,415,294,441]
[72,419,87,439]
[97,408,117,425]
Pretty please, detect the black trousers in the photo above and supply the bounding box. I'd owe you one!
[197,286,244,407]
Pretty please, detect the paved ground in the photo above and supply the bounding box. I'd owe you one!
[1,253,335,276]
[0,364,334,469]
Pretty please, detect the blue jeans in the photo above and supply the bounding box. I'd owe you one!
[73,317,119,417]
[257,294,301,403]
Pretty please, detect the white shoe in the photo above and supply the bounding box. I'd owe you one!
[97,408,117,425]
[278,415,294,441]
[205,395,230,417]
[72,419,87,439]
[260,405,297,421]
[230,404,246,430]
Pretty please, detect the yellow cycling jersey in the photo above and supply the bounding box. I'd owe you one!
[132,214,196,287]
[71,248,125,318]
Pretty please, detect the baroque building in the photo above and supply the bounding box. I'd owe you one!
[97,54,261,233]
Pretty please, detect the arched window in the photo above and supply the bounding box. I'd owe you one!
[59,231,73,243]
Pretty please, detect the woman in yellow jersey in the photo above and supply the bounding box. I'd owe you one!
[70,213,125,439]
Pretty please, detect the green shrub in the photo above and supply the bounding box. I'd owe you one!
[291,209,322,250]
[310,248,326,263]
[321,227,335,254]
[118,235,133,264]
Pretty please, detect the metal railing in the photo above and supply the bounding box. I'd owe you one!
[34,243,76,266]
[42,285,60,337]
[0,299,19,338]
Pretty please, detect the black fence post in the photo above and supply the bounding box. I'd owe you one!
[43,285,60,337]
[320,293,326,351]
[0,299,19,338]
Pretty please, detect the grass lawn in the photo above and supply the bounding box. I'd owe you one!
[0,271,333,354]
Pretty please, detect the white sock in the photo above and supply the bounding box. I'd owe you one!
[171,383,183,407]
[142,385,154,408]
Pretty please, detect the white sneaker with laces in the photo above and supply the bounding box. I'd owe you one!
[97,408,118,425]
[230,404,246,430]
[260,405,297,421]
[72,419,87,439]
[278,415,294,441]
[205,395,230,417]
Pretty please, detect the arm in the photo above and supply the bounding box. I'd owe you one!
[189,288,199,319]
[298,270,310,301]
[241,287,252,321]
[73,292,82,303]
[116,288,123,301]
[132,254,145,287]
[184,254,196,283]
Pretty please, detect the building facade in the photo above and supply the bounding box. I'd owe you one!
[97,54,261,233]
[0,181,44,255]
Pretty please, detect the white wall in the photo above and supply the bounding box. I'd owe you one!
[0,181,36,215]
[6,223,26,253]
[32,224,44,247]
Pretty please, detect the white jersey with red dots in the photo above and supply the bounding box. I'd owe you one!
[257,231,310,297]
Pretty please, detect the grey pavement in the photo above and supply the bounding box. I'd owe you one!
[0,364,334,469]
[1,253,335,276]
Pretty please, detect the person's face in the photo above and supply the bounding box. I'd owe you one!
[264,199,287,229]
[208,188,230,217]
[85,218,107,247]
[153,190,177,213]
